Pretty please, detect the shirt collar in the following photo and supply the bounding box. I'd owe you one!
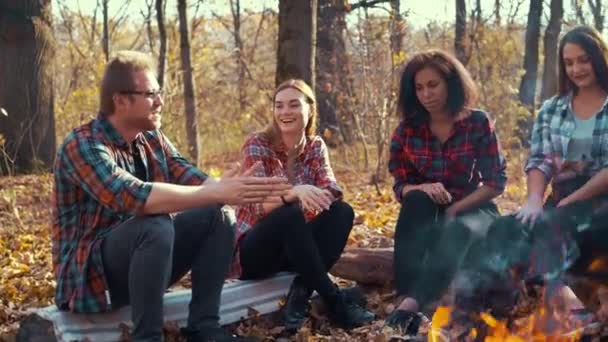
[273,135,308,157]
[95,115,143,149]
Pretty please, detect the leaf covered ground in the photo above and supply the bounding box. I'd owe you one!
[0,170,524,341]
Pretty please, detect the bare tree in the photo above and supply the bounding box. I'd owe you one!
[541,0,563,101]
[230,0,247,114]
[156,0,167,88]
[142,0,155,53]
[101,0,109,61]
[455,0,468,64]
[588,0,604,33]
[518,0,543,108]
[316,0,345,141]
[177,0,200,163]
[390,0,404,57]
[0,0,56,175]
[276,0,317,86]
[495,0,501,25]
[573,0,587,24]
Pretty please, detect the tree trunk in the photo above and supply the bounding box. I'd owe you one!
[102,0,109,62]
[156,0,167,88]
[231,0,247,114]
[518,0,543,109]
[0,0,56,176]
[316,0,345,143]
[540,0,563,102]
[495,0,501,25]
[475,0,482,24]
[588,0,604,33]
[574,0,587,25]
[330,247,394,285]
[276,0,316,87]
[455,0,468,64]
[389,0,404,60]
[143,0,155,54]
[177,0,199,164]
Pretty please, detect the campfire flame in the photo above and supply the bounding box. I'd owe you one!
[429,299,584,342]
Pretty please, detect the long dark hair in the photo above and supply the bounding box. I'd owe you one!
[397,49,478,122]
[558,25,608,95]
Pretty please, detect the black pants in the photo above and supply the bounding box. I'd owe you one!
[394,190,499,306]
[238,201,354,300]
[101,205,235,342]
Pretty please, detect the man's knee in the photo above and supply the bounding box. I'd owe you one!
[133,214,174,254]
[198,205,236,245]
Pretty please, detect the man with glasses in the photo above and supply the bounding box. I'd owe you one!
[51,50,289,342]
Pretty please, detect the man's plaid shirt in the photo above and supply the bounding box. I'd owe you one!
[52,117,207,313]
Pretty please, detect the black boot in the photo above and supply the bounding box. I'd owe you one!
[283,277,313,333]
[182,326,258,342]
[327,289,375,329]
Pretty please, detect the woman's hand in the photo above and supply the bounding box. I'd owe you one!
[292,184,334,211]
[515,193,544,227]
[416,182,453,205]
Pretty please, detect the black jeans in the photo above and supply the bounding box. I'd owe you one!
[394,190,499,307]
[238,201,354,300]
[101,205,235,342]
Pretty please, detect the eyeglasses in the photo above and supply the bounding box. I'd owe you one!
[120,89,163,98]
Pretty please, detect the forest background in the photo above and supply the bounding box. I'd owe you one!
[0,0,605,339]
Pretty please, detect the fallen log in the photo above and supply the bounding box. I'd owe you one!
[330,247,394,286]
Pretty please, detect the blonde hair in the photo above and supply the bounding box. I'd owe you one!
[99,50,157,117]
[260,79,318,143]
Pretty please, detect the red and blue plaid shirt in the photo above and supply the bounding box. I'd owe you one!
[389,110,507,202]
[52,117,208,313]
[231,133,342,277]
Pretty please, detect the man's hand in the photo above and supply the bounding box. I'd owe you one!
[291,184,334,211]
[209,176,290,205]
[207,161,291,205]
[515,194,544,227]
[414,182,452,205]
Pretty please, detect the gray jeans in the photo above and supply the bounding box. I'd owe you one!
[101,205,236,342]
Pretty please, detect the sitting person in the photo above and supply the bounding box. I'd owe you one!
[386,49,507,332]
[51,51,290,342]
[233,79,375,334]
[477,25,608,316]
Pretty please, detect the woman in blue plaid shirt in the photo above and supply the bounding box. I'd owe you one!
[465,25,608,325]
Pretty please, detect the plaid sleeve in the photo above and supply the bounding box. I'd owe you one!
[311,137,342,199]
[525,98,557,179]
[475,112,507,192]
[158,131,208,185]
[388,121,417,202]
[59,134,152,215]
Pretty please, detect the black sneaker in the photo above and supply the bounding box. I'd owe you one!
[283,278,313,333]
[385,309,422,335]
[327,290,375,329]
[182,326,258,342]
